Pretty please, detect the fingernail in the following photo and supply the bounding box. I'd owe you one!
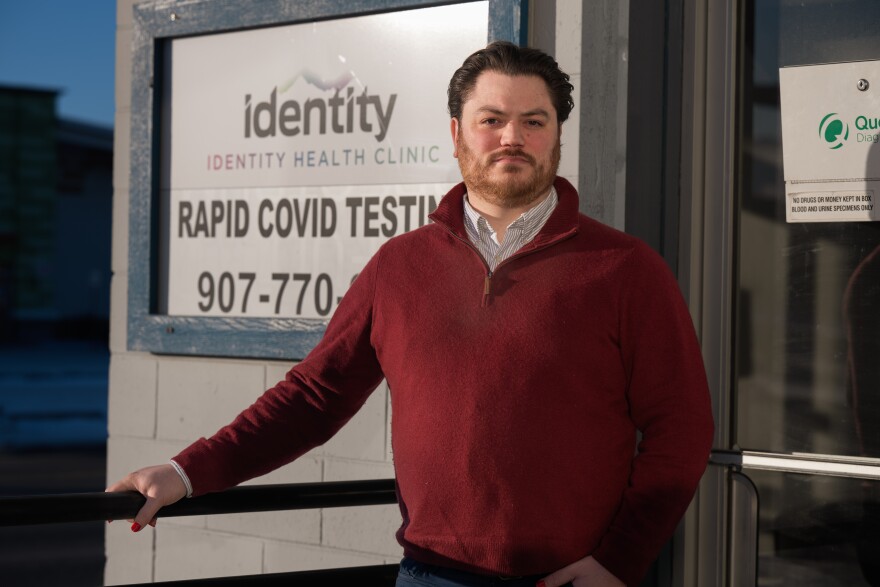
[131,522,142,532]
[536,582,546,587]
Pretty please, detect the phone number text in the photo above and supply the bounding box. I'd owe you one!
[195,271,357,317]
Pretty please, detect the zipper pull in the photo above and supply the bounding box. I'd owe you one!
[481,272,492,307]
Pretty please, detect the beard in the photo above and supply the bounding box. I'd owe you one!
[456,134,560,209]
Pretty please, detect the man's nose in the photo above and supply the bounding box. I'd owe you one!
[500,122,524,147]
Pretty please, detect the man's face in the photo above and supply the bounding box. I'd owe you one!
[451,71,561,209]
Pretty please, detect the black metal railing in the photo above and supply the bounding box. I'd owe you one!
[0,479,400,586]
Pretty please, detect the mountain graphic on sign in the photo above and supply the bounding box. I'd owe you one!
[279,69,356,94]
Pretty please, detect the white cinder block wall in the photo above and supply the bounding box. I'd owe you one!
[106,1,583,583]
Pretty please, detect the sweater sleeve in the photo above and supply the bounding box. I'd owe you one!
[172,251,386,496]
[591,242,714,586]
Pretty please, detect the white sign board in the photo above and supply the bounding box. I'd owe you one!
[780,61,880,223]
[159,3,488,317]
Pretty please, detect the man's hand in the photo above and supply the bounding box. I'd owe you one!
[537,555,624,587]
[105,464,187,532]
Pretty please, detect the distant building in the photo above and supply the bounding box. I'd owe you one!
[0,85,112,343]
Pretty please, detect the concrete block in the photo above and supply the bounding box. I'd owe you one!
[104,520,153,585]
[208,509,321,545]
[323,458,395,482]
[109,99,130,356]
[322,459,403,561]
[303,445,324,461]
[159,515,207,530]
[115,27,132,119]
[299,456,400,557]
[240,454,322,486]
[263,541,386,574]
[322,381,388,462]
[208,456,323,543]
[106,435,190,487]
[154,525,263,582]
[109,106,129,356]
[322,503,403,557]
[108,279,128,354]
[108,353,157,438]
[117,0,138,28]
[322,458,399,557]
[112,113,130,193]
[156,358,264,441]
[265,361,296,390]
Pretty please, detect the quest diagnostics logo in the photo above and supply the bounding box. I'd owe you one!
[818,113,849,150]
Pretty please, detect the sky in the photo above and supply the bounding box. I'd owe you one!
[0,0,116,127]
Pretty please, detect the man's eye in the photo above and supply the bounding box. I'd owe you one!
[482,118,500,125]
[526,120,544,127]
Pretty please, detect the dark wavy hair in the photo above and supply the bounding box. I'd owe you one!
[447,41,574,123]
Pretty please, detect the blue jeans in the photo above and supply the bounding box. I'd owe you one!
[395,557,571,587]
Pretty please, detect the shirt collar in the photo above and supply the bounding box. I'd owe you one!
[463,186,558,246]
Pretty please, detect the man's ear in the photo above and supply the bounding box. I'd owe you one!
[450,117,460,158]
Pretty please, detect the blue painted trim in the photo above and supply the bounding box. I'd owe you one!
[127,0,527,360]
[488,0,528,45]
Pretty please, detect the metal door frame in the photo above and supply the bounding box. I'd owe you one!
[679,0,739,584]
[680,1,880,585]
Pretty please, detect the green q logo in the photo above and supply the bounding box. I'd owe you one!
[819,113,849,149]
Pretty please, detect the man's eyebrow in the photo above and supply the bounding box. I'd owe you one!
[474,106,551,118]
[521,108,551,118]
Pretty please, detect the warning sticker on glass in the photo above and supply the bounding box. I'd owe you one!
[786,190,877,222]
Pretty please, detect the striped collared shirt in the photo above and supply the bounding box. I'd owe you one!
[463,186,558,271]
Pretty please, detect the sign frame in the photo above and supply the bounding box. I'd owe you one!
[780,60,880,223]
[127,0,528,360]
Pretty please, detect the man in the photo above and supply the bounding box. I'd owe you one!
[108,42,714,587]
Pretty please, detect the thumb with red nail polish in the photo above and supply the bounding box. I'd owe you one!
[106,464,187,536]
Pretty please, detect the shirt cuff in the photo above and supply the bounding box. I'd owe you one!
[169,459,193,498]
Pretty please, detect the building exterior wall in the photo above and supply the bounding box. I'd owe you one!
[106,1,586,583]
[54,120,113,327]
[0,88,58,333]
[0,89,113,343]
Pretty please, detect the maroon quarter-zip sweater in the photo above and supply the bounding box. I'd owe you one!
[173,177,714,586]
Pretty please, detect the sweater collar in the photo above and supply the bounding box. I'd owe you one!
[429,176,580,246]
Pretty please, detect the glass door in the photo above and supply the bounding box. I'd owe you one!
[735,0,880,583]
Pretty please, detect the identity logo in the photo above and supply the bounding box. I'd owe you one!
[244,69,397,143]
[818,113,849,150]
